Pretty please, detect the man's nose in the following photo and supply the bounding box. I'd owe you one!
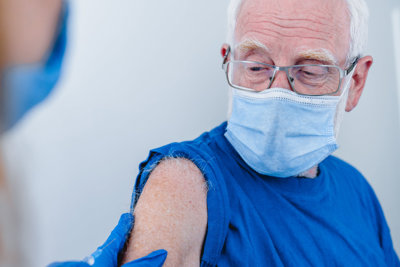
[268,70,293,91]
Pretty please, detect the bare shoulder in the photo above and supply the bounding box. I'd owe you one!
[122,158,208,266]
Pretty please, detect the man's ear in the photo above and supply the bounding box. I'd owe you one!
[221,43,230,59]
[346,55,373,112]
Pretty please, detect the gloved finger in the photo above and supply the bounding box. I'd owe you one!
[98,213,134,251]
[122,250,168,267]
[86,213,134,266]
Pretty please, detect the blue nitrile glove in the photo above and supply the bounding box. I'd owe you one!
[48,213,167,267]
[83,212,134,266]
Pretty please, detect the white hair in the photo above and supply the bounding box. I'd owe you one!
[226,0,370,61]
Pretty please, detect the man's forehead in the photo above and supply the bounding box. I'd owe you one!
[236,0,349,30]
[234,0,350,64]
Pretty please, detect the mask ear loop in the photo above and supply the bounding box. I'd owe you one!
[224,46,234,119]
[339,56,359,97]
[339,60,358,98]
[333,65,357,139]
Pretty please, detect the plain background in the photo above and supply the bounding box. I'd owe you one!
[1,0,399,266]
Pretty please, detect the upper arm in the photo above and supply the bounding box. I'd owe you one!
[121,158,208,266]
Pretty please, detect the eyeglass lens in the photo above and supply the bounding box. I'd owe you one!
[227,61,341,95]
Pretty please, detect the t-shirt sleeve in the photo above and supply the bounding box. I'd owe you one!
[331,157,399,265]
[353,170,400,266]
[128,142,231,267]
[365,185,400,266]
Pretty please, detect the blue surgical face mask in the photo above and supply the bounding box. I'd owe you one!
[225,80,351,178]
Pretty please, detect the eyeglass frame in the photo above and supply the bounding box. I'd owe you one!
[221,46,359,96]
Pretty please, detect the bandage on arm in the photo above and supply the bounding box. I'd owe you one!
[121,158,208,266]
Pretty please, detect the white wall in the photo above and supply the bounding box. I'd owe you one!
[1,0,399,266]
[394,7,400,124]
[335,0,400,254]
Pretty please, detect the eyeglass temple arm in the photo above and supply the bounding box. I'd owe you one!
[345,56,360,75]
[222,46,231,69]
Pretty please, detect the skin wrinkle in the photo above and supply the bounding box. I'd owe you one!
[266,10,336,24]
[247,29,332,43]
[254,19,335,36]
[238,6,344,34]
[241,20,339,41]
[271,16,334,23]
[242,22,338,43]
[241,7,339,27]
[235,39,337,65]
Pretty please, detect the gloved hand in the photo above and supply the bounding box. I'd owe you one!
[48,213,167,267]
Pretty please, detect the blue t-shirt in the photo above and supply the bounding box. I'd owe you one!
[131,122,399,266]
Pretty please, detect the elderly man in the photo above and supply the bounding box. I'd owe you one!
[51,0,399,266]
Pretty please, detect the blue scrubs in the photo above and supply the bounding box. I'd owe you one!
[132,122,399,266]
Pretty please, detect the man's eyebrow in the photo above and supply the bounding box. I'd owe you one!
[235,39,270,54]
[296,49,338,65]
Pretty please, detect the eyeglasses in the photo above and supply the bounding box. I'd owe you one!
[222,46,359,96]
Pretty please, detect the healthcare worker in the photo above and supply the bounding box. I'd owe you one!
[0,13,16,265]
[0,0,68,131]
[0,0,68,265]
